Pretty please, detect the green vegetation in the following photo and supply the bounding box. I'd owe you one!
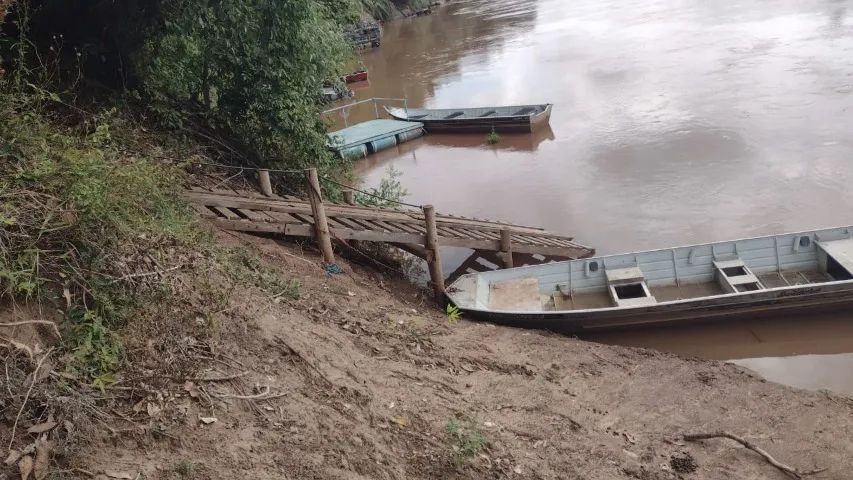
[486,128,501,145]
[446,416,487,466]
[0,90,195,378]
[445,304,462,323]
[0,0,375,382]
[137,0,355,179]
[354,166,409,208]
[225,247,301,301]
[174,459,195,478]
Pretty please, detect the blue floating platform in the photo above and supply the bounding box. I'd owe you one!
[327,119,424,160]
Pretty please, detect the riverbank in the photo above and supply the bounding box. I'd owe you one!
[63,231,852,479]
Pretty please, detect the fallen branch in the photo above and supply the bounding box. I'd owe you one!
[684,431,827,479]
[209,385,285,400]
[192,371,248,382]
[0,320,61,339]
[108,264,184,284]
[8,348,54,451]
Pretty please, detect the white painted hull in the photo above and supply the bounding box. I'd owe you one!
[447,226,853,332]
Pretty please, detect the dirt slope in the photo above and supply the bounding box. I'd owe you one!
[79,232,853,480]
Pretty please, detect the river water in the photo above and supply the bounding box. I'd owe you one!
[343,0,853,395]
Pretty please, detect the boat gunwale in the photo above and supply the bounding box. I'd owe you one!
[385,104,552,122]
[447,224,853,315]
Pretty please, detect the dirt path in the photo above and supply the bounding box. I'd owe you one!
[80,233,853,480]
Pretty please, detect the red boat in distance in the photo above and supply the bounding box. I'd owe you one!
[343,70,368,83]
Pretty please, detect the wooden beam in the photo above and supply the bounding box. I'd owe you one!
[306,168,335,264]
[500,229,514,268]
[423,205,445,303]
[259,169,273,196]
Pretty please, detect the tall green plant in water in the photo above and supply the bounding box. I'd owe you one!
[138,0,355,175]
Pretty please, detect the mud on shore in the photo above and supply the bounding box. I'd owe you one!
[15,232,853,479]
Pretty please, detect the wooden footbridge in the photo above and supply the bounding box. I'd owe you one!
[185,167,594,300]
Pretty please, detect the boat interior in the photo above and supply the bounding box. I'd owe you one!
[386,105,550,121]
[448,227,853,313]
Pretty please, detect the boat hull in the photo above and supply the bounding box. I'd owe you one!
[453,280,853,333]
[386,104,552,133]
[344,71,368,83]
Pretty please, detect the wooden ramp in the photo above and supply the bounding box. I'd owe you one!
[184,187,594,259]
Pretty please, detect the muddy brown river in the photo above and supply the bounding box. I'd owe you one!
[343,0,853,395]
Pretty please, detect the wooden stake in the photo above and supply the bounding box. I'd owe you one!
[259,169,273,197]
[343,189,355,205]
[306,168,335,264]
[423,205,445,302]
[500,229,514,268]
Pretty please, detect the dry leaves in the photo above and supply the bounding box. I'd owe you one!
[19,455,33,480]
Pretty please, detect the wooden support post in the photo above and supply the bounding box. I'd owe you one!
[500,229,514,268]
[423,205,445,302]
[306,168,335,264]
[259,169,273,197]
[343,189,355,205]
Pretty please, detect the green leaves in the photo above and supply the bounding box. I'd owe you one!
[446,304,462,324]
[138,0,352,178]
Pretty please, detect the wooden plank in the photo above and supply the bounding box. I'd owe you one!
[190,204,217,218]
[211,217,592,258]
[263,210,302,224]
[212,219,288,233]
[327,217,356,230]
[386,221,423,235]
[185,192,418,224]
[343,216,382,231]
[522,234,565,247]
[463,227,499,240]
[186,191,550,234]
[330,217,367,231]
[186,190,594,258]
[213,206,241,220]
[235,208,267,222]
[372,219,406,233]
[439,225,481,240]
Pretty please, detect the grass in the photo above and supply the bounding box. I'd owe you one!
[174,459,194,478]
[225,246,301,300]
[486,128,501,145]
[446,416,487,466]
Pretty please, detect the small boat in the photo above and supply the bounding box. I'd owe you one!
[446,226,853,332]
[343,70,368,83]
[321,86,352,103]
[384,104,552,133]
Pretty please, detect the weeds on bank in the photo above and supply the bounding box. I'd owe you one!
[486,128,501,145]
[174,459,195,478]
[446,416,487,466]
[446,304,462,323]
[224,247,301,300]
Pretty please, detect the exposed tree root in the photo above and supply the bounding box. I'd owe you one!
[684,431,827,479]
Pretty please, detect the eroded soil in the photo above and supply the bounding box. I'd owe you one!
[33,233,853,479]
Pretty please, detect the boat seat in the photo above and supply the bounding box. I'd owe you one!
[605,266,657,307]
[713,258,764,293]
[444,112,464,119]
[478,110,497,117]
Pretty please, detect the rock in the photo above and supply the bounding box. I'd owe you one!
[199,416,218,425]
